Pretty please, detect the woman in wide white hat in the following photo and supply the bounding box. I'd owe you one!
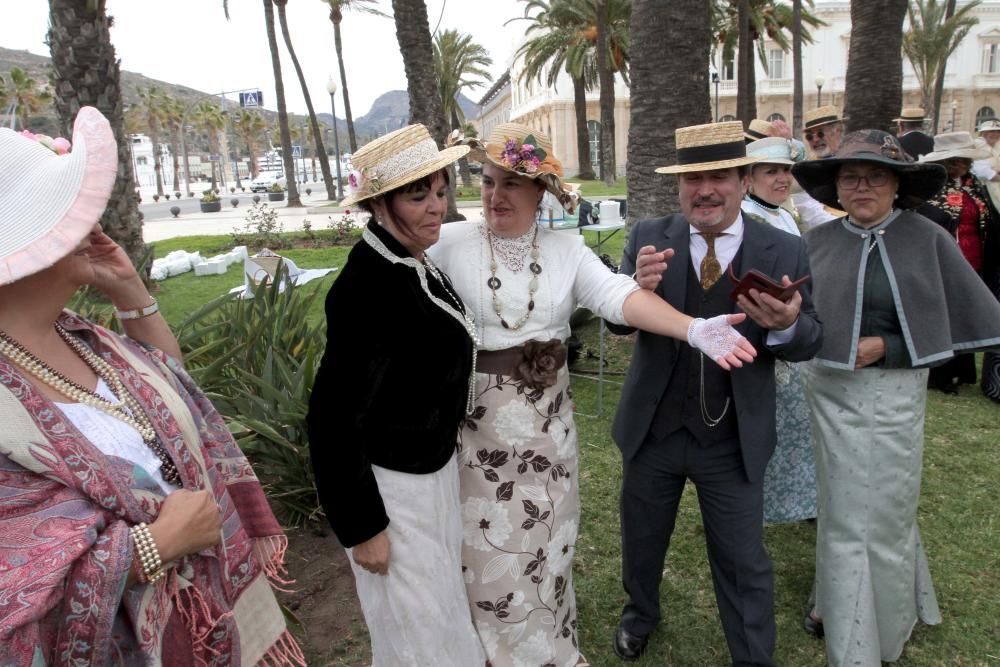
[0,109,301,664]
[430,123,757,667]
[306,124,489,665]
[920,132,1000,395]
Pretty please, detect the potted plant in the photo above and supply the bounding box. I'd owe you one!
[199,188,222,213]
[267,182,286,202]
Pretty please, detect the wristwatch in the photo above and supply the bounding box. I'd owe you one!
[115,298,159,321]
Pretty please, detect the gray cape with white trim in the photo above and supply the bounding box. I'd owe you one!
[803,209,1000,369]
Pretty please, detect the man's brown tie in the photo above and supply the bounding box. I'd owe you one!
[699,232,723,290]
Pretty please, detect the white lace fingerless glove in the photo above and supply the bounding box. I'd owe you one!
[687,315,745,361]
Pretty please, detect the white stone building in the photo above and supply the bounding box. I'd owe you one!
[479,0,1000,177]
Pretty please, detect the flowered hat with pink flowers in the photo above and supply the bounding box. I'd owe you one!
[0,106,118,285]
[454,122,575,211]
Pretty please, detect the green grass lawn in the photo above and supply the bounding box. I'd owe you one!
[152,232,998,666]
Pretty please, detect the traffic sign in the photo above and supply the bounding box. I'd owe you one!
[239,91,262,108]
[208,154,221,162]
[291,145,302,158]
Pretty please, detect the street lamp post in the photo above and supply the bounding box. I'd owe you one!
[326,77,344,201]
[951,98,958,131]
[815,73,825,108]
[711,67,720,122]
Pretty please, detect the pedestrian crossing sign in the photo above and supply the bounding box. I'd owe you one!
[292,145,302,158]
[239,91,262,108]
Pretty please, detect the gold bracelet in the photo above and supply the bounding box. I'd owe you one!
[130,522,165,583]
[115,297,159,321]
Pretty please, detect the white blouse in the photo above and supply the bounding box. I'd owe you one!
[428,220,639,351]
[57,378,178,494]
[741,198,801,237]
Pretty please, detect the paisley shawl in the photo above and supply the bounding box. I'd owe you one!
[0,312,303,666]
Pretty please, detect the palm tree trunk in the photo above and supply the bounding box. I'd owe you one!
[332,17,359,153]
[931,0,958,134]
[736,0,757,123]
[391,0,462,221]
[792,0,804,135]
[276,0,336,201]
[573,75,596,180]
[47,0,145,270]
[626,0,711,226]
[845,0,908,132]
[151,133,165,197]
[170,130,181,192]
[263,0,302,207]
[596,0,617,185]
[452,108,473,188]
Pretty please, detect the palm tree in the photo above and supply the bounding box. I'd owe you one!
[903,0,980,132]
[4,67,54,130]
[234,109,267,179]
[322,0,388,152]
[193,100,226,189]
[160,96,184,193]
[260,0,301,206]
[136,86,167,197]
[511,0,599,180]
[433,29,493,187]
[274,0,337,200]
[47,0,144,269]
[626,0,711,224]
[390,0,462,221]
[712,0,825,125]
[845,0,909,131]
[792,0,803,134]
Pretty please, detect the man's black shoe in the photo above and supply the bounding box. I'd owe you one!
[612,625,648,661]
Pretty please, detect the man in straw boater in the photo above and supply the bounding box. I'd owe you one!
[608,121,822,665]
[894,107,934,159]
[791,105,847,229]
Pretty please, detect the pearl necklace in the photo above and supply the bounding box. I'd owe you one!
[423,257,480,415]
[486,225,542,330]
[0,325,182,486]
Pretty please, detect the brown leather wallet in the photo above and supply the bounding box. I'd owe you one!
[728,265,810,303]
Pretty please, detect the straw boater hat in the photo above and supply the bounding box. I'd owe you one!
[744,119,775,142]
[746,136,796,165]
[455,122,575,209]
[893,107,926,123]
[803,105,847,131]
[655,121,758,174]
[340,124,469,206]
[977,117,1000,133]
[919,132,991,163]
[791,129,946,209]
[0,106,118,286]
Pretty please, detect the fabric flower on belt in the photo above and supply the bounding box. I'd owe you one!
[20,130,71,155]
[513,340,568,390]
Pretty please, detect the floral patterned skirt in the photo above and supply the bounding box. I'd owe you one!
[762,361,817,524]
[459,366,580,667]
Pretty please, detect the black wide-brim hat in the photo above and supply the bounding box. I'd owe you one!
[791,129,947,210]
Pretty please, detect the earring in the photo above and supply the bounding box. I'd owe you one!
[894,193,899,199]
[748,185,755,195]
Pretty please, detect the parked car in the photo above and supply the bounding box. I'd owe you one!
[249,172,287,193]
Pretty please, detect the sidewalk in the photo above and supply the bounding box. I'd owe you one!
[142,190,485,243]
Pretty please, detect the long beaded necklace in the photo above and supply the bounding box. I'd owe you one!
[0,325,182,486]
[486,225,542,330]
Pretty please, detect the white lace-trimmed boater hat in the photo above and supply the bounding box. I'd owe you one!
[746,136,796,165]
[340,124,470,207]
[0,106,118,286]
[453,122,576,211]
[655,121,759,174]
[977,117,1000,133]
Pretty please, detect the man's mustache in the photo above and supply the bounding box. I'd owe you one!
[692,197,724,207]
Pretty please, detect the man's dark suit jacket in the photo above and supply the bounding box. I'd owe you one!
[608,214,823,482]
[899,131,935,160]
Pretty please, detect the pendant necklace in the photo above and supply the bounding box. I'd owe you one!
[486,225,542,330]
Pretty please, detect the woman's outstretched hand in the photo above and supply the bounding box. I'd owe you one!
[687,314,757,370]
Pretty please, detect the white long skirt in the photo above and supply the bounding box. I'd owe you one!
[804,363,941,666]
[348,453,486,666]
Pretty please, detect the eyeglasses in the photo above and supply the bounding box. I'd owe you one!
[804,129,826,141]
[836,171,892,190]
